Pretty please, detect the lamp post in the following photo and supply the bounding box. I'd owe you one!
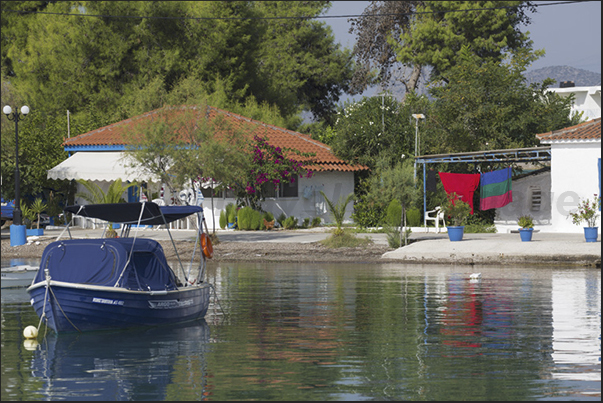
[412,113,425,184]
[3,104,30,246]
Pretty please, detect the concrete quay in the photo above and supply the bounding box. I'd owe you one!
[3,226,600,267]
[381,231,601,267]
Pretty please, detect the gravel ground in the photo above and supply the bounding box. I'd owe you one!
[1,237,393,264]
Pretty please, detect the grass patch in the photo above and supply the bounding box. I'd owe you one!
[319,230,374,248]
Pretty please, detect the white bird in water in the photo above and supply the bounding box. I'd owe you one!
[469,273,482,282]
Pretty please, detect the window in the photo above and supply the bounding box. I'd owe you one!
[529,186,542,212]
[280,175,298,198]
[260,176,298,198]
[261,182,277,198]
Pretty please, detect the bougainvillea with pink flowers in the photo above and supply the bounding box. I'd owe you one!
[245,135,315,202]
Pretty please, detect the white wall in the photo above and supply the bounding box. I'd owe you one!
[548,86,601,121]
[495,171,552,233]
[548,141,601,233]
[200,171,356,230]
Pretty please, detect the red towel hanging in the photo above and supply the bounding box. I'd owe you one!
[438,172,481,214]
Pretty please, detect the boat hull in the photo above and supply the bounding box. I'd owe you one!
[28,281,211,333]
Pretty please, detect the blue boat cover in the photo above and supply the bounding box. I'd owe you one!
[63,203,202,225]
[35,238,179,291]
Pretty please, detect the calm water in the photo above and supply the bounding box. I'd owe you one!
[1,261,600,401]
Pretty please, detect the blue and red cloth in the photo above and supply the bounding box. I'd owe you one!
[438,168,513,213]
[479,167,513,210]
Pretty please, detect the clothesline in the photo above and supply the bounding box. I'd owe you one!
[415,146,552,226]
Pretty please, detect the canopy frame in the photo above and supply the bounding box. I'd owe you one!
[414,146,552,227]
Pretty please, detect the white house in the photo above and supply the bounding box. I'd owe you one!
[47,105,367,229]
[548,84,601,121]
[535,118,601,233]
[497,119,601,233]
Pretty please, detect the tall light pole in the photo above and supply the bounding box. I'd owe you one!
[3,104,30,246]
[412,113,425,184]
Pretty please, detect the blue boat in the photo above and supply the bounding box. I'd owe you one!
[27,202,212,333]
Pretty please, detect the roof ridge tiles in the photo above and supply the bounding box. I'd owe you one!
[59,104,369,172]
[207,106,332,152]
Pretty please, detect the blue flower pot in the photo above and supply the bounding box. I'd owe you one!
[519,228,533,242]
[26,228,44,236]
[447,226,464,242]
[583,227,598,242]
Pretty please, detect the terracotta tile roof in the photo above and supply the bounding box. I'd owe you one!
[63,105,368,172]
[536,118,601,142]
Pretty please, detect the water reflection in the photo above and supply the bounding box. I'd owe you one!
[1,261,600,401]
[552,271,601,385]
[30,320,210,401]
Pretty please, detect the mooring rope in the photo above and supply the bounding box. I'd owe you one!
[46,285,81,332]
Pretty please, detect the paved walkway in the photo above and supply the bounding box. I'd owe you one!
[381,231,600,266]
[3,226,600,267]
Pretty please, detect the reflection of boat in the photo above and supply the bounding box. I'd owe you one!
[30,320,210,401]
[1,265,37,289]
[27,202,212,333]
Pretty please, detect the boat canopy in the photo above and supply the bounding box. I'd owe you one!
[35,238,179,291]
[63,202,202,225]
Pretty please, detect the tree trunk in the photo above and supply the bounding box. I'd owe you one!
[403,64,422,99]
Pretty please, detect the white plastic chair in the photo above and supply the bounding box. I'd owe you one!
[425,206,446,233]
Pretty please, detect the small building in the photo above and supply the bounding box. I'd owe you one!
[496,119,601,233]
[535,118,601,233]
[48,105,367,229]
[548,84,601,121]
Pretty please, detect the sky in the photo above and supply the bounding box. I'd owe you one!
[323,1,602,73]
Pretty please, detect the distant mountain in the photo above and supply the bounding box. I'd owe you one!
[524,66,601,87]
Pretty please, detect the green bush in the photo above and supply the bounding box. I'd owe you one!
[384,225,412,248]
[283,216,298,229]
[464,210,497,233]
[311,217,321,227]
[406,207,421,227]
[236,207,263,230]
[225,203,236,225]
[302,217,311,228]
[219,210,227,229]
[386,199,402,227]
[352,196,386,228]
[250,209,262,230]
[236,206,249,230]
[276,212,287,228]
[320,230,373,248]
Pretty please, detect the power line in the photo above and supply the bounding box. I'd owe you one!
[2,1,594,22]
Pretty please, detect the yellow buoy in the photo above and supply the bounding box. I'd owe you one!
[23,325,38,339]
[23,339,39,351]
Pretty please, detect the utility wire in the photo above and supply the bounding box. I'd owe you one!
[2,1,594,21]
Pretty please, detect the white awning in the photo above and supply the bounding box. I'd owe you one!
[47,151,159,182]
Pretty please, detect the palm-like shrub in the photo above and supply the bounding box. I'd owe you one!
[76,178,137,204]
[320,191,354,235]
[76,178,138,237]
[29,198,48,229]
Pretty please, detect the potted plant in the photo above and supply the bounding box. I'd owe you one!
[21,199,46,236]
[517,214,534,242]
[441,192,471,242]
[567,195,601,242]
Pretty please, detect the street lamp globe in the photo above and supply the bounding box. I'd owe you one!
[3,105,12,115]
[21,105,30,115]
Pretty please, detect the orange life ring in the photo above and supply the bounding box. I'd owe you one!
[200,233,213,259]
